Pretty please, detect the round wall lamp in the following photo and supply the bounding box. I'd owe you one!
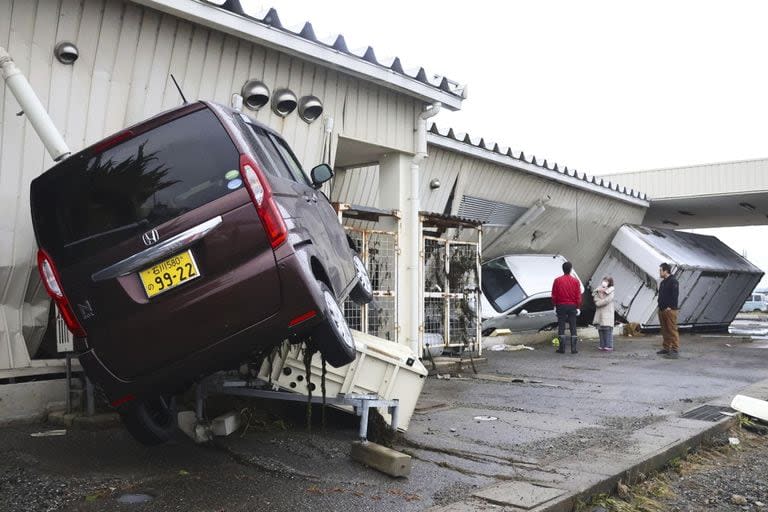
[54,41,79,65]
[298,95,323,123]
[241,80,270,111]
[271,89,298,117]
[429,178,441,189]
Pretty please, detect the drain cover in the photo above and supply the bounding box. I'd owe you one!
[681,404,735,422]
[117,493,154,504]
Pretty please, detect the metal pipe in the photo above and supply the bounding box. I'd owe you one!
[65,354,72,415]
[0,47,70,161]
[358,402,370,441]
[409,102,441,356]
[85,376,95,416]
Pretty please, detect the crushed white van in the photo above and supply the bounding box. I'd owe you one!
[480,254,583,335]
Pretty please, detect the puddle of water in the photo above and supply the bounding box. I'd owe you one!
[116,493,154,504]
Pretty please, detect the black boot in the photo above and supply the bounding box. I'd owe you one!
[556,335,566,354]
[570,335,579,354]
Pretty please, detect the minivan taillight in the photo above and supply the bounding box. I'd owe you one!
[240,154,287,249]
[37,249,87,337]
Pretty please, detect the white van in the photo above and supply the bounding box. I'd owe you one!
[480,254,583,335]
[742,293,768,313]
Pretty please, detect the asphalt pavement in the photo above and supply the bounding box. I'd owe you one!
[3,327,768,512]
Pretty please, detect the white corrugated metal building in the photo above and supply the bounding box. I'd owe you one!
[1,0,649,419]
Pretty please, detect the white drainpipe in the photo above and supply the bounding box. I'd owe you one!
[409,102,441,355]
[0,47,70,161]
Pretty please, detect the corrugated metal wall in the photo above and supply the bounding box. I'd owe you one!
[0,0,419,368]
[425,147,647,278]
[332,147,648,279]
[603,158,768,199]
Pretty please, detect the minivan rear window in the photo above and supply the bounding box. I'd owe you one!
[482,258,526,313]
[32,108,239,259]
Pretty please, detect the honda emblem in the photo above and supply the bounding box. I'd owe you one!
[142,229,160,246]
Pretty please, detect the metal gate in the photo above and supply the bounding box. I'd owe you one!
[422,236,482,355]
[342,224,399,342]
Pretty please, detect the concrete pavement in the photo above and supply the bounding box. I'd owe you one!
[2,330,768,511]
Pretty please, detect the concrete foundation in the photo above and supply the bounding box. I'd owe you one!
[351,440,412,478]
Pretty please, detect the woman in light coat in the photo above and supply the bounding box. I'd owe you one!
[593,276,615,351]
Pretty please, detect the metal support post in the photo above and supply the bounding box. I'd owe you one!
[65,353,72,414]
[195,382,205,421]
[358,401,370,442]
[85,376,95,416]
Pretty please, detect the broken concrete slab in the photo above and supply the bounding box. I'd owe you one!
[473,481,566,509]
[351,440,412,478]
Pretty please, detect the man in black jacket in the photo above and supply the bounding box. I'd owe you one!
[657,262,680,359]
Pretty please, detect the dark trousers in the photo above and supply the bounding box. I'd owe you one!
[556,305,578,337]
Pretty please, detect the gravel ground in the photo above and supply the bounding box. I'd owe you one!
[586,425,768,512]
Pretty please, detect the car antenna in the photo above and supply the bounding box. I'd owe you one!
[170,74,188,104]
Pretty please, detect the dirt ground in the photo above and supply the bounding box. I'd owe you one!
[583,422,768,512]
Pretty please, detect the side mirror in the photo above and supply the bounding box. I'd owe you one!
[311,163,334,188]
[518,309,528,316]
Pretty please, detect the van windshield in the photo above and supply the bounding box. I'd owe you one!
[32,108,239,261]
[481,258,526,313]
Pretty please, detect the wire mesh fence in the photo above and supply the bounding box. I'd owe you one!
[342,226,398,342]
[422,236,481,354]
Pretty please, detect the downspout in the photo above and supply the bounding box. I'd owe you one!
[0,47,70,161]
[410,102,441,355]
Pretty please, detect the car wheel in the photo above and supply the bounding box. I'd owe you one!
[349,254,374,305]
[119,395,177,446]
[310,283,357,368]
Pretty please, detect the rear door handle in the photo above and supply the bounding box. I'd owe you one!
[92,216,223,281]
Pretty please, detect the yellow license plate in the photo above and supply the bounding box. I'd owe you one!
[139,250,200,298]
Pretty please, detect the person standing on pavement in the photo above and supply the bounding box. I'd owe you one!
[657,262,680,359]
[552,261,582,354]
[593,276,615,351]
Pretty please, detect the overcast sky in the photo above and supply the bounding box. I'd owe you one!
[244,0,768,287]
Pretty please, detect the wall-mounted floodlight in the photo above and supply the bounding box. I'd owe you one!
[241,80,270,111]
[272,88,297,117]
[429,178,441,189]
[298,95,323,123]
[54,41,79,65]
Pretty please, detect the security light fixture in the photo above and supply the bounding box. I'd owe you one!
[429,178,441,189]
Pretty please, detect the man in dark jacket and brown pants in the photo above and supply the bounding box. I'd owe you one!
[552,261,582,354]
[657,262,680,359]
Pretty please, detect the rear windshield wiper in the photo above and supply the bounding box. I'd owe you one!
[64,219,150,249]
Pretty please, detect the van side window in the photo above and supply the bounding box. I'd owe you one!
[268,134,312,186]
[517,297,553,313]
[237,119,293,181]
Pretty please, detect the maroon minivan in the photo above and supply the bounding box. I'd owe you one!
[30,101,373,444]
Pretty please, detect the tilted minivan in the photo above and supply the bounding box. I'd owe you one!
[30,101,372,444]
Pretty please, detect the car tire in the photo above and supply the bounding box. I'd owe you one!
[119,395,177,446]
[349,254,374,305]
[311,283,357,368]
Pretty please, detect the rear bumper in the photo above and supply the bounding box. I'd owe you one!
[79,251,326,402]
